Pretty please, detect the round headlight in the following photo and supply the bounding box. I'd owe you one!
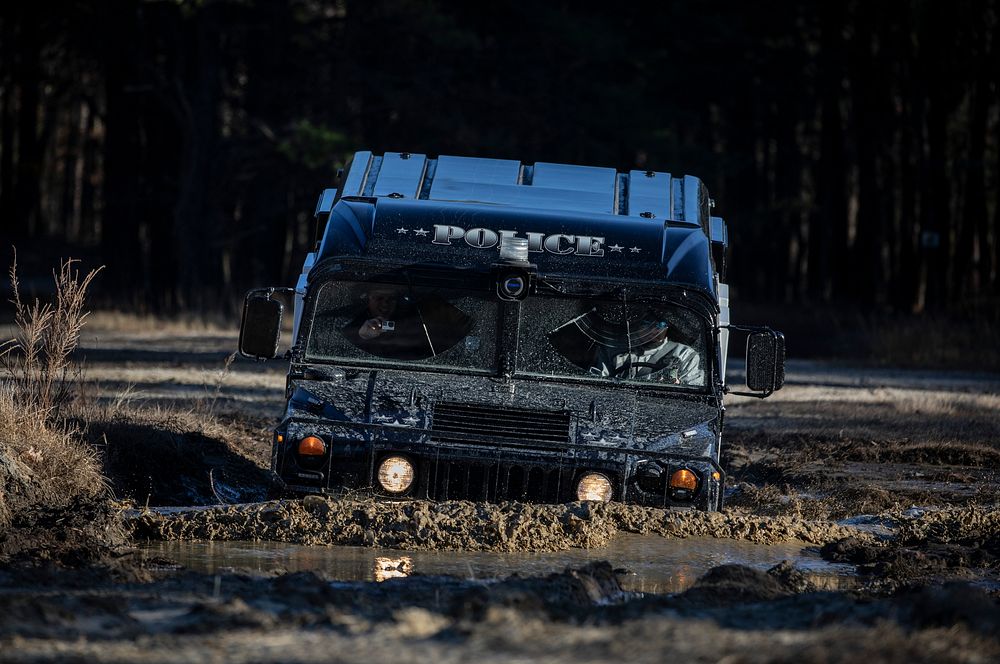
[297,435,326,456]
[576,472,613,502]
[377,456,415,494]
[669,469,698,491]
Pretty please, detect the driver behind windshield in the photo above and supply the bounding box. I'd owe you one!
[548,303,705,385]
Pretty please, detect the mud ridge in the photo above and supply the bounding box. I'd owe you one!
[130,497,870,552]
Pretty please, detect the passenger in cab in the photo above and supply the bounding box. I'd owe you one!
[548,303,705,385]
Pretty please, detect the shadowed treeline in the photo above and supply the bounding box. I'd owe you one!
[1,1,997,315]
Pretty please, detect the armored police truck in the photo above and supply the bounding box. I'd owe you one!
[239,151,784,511]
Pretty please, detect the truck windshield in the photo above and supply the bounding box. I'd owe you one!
[306,276,499,373]
[516,292,709,388]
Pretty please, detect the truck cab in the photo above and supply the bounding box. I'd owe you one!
[239,151,784,510]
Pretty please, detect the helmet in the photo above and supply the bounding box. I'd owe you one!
[576,302,668,349]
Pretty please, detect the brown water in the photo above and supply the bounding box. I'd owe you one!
[141,534,857,594]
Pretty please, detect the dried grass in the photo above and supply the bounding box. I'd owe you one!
[0,255,108,525]
[0,382,106,505]
[1,254,102,416]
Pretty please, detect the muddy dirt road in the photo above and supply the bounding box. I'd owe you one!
[1,326,998,662]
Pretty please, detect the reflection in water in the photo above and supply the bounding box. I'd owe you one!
[141,534,856,595]
[374,556,414,582]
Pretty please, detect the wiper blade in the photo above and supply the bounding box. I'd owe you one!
[623,288,635,379]
[404,270,438,357]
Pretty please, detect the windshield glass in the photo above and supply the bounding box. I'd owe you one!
[517,291,709,388]
[306,272,499,372]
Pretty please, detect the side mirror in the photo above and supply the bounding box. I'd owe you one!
[239,290,284,360]
[746,330,785,394]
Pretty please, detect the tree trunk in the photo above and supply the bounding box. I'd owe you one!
[848,4,887,307]
[959,38,989,304]
[0,14,17,237]
[814,0,847,301]
[101,3,144,296]
[12,8,41,240]
[172,4,224,308]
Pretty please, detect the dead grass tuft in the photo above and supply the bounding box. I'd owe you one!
[1,254,102,416]
[0,384,107,506]
[0,255,118,559]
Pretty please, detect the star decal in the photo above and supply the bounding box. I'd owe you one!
[609,244,624,252]
[629,246,642,253]
[395,227,409,234]
[413,228,430,237]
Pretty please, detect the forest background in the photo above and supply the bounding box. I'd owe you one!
[1,0,997,365]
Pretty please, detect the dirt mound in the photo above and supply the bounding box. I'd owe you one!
[898,584,1000,634]
[895,506,1000,551]
[0,495,126,566]
[446,561,625,620]
[676,564,789,605]
[1,465,117,564]
[0,440,126,565]
[823,538,996,589]
[726,482,911,520]
[131,496,869,552]
[90,411,273,506]
[822,508,1000,591]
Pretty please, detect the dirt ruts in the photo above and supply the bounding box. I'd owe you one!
[2,559,999,664]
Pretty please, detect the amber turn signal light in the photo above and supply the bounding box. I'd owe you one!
[669,469,698,491]
[297,435,326,456]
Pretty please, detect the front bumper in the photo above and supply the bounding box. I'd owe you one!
[273,419,724,510]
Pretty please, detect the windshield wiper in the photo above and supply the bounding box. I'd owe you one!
[403,271,438,357]
[622,287,635,379]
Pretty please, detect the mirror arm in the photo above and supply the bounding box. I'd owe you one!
[262,287,296,299]
[724,386,774,399]
[719,323,773,334]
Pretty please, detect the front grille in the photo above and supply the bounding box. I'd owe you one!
[431,401,571,447]
[426,460,567,503]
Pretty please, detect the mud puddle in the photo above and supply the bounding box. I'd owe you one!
[140,533,857,594]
